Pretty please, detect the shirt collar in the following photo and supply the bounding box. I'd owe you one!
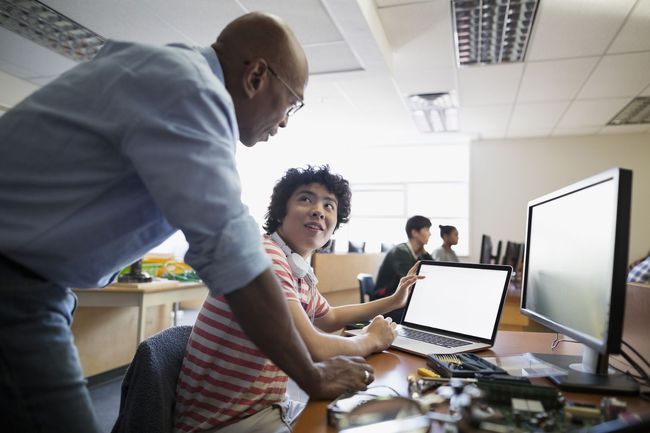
[197,46,224,82]
[406,241,418,260]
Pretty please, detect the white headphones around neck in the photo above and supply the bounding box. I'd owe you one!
[269,232,310,279]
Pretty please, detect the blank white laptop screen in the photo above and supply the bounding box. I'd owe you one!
[403,264,510,339]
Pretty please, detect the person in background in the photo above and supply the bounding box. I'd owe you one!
[627,251,650,284]
[174,166,423,433]
[432,224,460,263]
[0,12,370,433]
[373,215,433,322]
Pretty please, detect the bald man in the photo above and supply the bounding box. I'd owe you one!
[0,12,372,433]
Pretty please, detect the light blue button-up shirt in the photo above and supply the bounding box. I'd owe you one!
[0,41,270,294]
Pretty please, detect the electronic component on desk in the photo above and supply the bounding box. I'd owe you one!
[476,378,565,411]
[427,353,508,378]
[417,367,440,378]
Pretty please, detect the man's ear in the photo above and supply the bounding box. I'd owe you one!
[242,59,269,99]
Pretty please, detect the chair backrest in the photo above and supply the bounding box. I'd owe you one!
[348,241,366,253]
[317,239,335,253]
[357,273,375,303]
[111,325,192,433]
[380,242,394,253]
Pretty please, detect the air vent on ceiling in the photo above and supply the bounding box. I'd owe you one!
[408,93,458,133]
[451,0,540,66]
[608,97,650,126]
[0,0,105,62]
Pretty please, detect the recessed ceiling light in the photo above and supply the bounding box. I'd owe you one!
[0,0,105,62]
[451,0,540,66]
[408,93,458,133]
[608,97,650,126]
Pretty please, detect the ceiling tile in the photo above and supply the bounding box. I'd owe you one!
[458,64,524,106]
[599,124,650,134]
[477,131,506,139]
[304,42,362,74]
[43,0,200,45]
[506,129,552,138]
[578,52,650,98]
[379,0,455,94]
[242,0,343,45]
[608,0,650,53]
[335,75,405,113]
[0,27,76,83]
[517,57,599,102]
[527,0,636,60]
[459,105,511,133]
[0,70,39,107]
[508,101,569,130]
[552,126,602,136]
[556,98,630,127]
[376,0,432,7]
[641,85,650,96]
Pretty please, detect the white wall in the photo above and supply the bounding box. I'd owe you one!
[470,133,650,264]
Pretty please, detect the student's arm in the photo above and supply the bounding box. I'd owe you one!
[226,269,374,399]
[287,300,397,361]
[315,264,423,332]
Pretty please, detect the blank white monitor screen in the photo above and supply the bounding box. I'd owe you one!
[525,180,616,343]
[403,264,509,339]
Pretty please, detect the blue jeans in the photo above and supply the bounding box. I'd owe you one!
[0,256,99,433]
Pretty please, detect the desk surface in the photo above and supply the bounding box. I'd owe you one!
[294,331,650,433]
[74,280,204,293]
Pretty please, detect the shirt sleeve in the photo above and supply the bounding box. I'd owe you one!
[120,59,270,296]
[264,239,300,302]
[312,289,330,319]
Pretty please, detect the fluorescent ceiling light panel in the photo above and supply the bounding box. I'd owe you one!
[0,0,105,62]
[408,92,459,133]
[607,97,650,125]
[452,0,539,66]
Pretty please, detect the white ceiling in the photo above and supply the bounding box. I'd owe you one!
[1,0,649,141]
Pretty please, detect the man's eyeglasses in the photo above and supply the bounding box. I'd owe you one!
[267,65,305,117]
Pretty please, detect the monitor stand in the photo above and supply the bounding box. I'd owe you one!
[533,346,639,395]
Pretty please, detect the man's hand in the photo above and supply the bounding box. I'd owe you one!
[391,262,424,308]
[306,356,375,400]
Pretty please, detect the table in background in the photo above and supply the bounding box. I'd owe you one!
[74,281,207,346]
[293,331,650,433]
[72,281,208,377]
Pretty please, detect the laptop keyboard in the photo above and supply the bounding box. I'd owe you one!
[399,327,472,348]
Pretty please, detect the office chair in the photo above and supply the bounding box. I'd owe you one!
[111,325,192,433]
[380,242,394,253]
[317,239,335,253]
[357,273,375,303]
[348,241,366,253]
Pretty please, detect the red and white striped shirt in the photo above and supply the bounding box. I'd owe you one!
[174,235,330,432]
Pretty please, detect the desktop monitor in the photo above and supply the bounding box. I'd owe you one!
[520,167,638,394]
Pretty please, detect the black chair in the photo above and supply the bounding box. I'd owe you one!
[348,241,366,253]
[317,239,335,253]
[111,325,192,433]
[380,243,394,252]
[479,234,502,264]
[357,273,375,303]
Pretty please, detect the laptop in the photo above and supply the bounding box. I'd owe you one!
[348,260,512,356]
